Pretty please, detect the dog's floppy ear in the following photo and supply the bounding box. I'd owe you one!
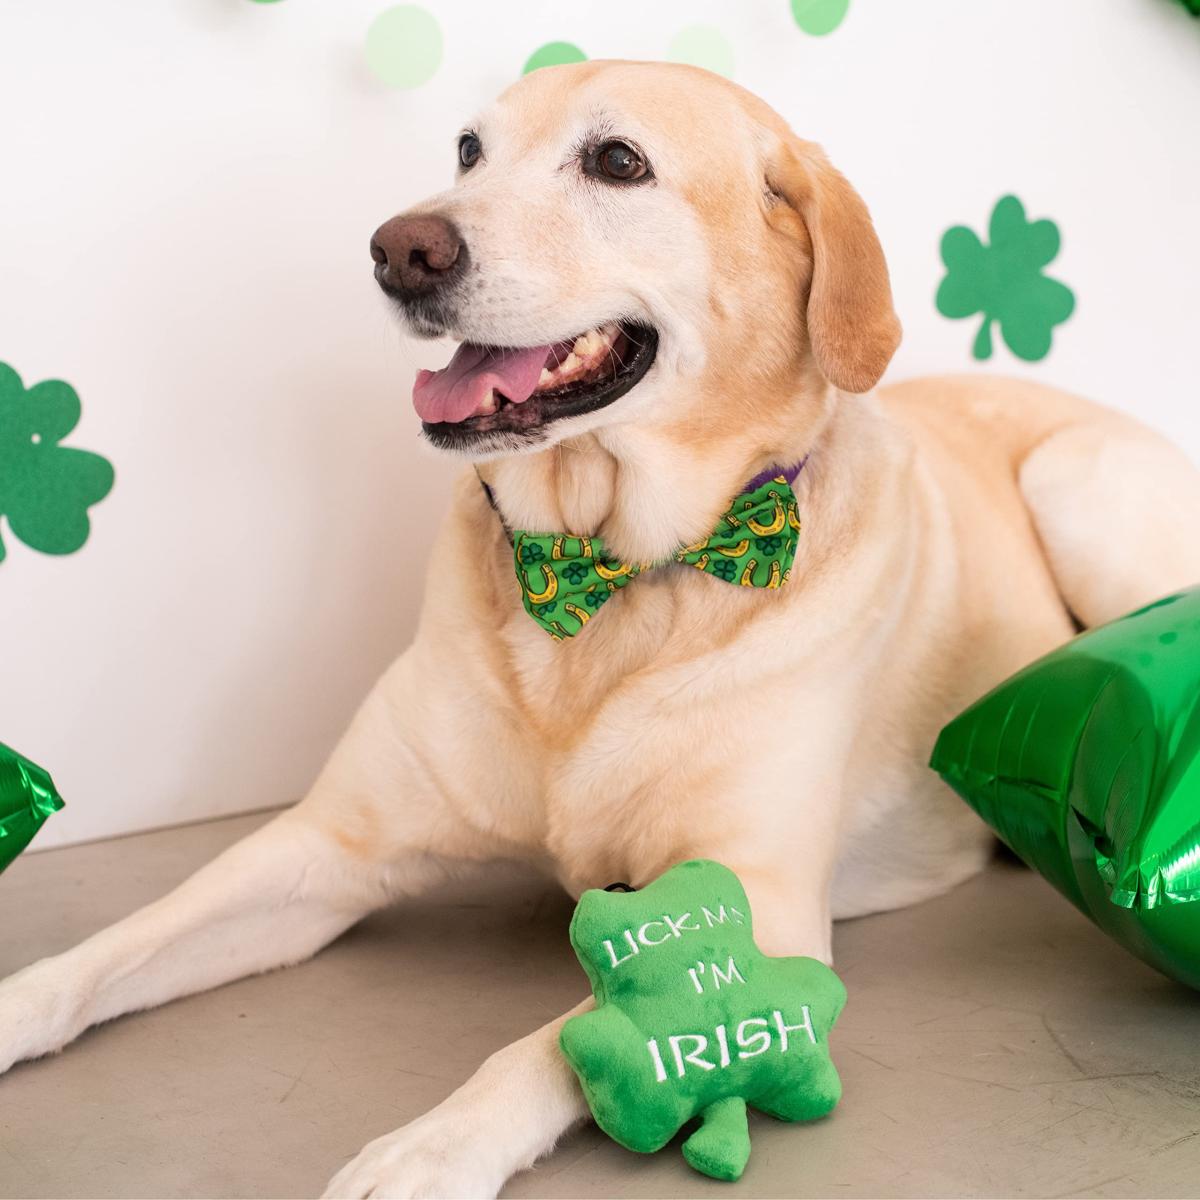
[765,136,901,394]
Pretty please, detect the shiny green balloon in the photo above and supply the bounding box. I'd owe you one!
[932,588,1200,989]
[0,742,64,874]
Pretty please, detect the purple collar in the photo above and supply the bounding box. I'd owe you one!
[745,457,806,493]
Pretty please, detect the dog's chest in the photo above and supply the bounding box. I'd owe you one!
[503,577,805,894]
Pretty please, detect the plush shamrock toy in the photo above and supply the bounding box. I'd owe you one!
[559,859,846,1181]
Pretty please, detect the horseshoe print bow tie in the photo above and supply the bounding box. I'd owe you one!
[512,470,803,640]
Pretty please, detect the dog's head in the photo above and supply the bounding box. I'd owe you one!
[372,61,900,460]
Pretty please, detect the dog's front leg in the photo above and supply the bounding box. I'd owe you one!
[0,806,391,1076]
[324,998,594,1200]
[0,652,466,1078]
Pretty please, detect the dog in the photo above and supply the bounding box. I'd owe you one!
[2,60,1199,1199]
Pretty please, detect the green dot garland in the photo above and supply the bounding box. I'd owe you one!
[522,41,588,75]
[364,5,443,90]
[668,25,736,78]
[790,0,851,36]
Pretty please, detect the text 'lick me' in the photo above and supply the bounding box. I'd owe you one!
[597,898,821,1083]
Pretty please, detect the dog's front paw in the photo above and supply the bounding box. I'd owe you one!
[0,959,83,1077]
[322,1113,507,1200]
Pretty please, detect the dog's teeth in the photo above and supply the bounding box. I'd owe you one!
[538,368,553,386]
[559,353,581,374]
[477,389,498,415]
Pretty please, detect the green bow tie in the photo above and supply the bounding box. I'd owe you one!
[512,475,801,640]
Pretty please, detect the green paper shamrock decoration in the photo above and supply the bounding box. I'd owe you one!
[936,195,1075,362]
[560,860,846,1182]
[0,362,114,564]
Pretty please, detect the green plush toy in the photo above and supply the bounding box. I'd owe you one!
[559,860,846,1181]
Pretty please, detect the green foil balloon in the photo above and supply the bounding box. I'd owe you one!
[0,742,64,874]
[932,588,1200,989]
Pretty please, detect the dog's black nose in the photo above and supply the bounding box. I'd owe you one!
[370,213,466,296]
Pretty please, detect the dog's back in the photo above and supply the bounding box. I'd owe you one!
[885,374,1200,628]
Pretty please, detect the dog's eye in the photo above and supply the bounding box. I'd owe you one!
[458,133,482,171]
[590,140,649,184]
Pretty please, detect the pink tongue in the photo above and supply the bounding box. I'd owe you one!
[413,342,553,424]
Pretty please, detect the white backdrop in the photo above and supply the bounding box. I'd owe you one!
[1,0,1197,851]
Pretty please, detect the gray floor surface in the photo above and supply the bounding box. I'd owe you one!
[2,812,1199,1199]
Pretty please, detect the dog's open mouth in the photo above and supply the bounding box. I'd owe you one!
[416,321,658,450]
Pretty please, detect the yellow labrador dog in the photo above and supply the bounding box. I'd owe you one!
[3,61,1199,1198]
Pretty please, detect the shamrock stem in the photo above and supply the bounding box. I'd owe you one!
[682,1095,751,1181]
[972,316,994,361]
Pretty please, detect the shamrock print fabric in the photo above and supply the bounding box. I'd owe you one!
[937,195,1075,362]
[512,476,801,639]
[560,860,846,1181]
[0,362,114,564]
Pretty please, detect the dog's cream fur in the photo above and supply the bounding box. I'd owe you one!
[2,62,1199,1199]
